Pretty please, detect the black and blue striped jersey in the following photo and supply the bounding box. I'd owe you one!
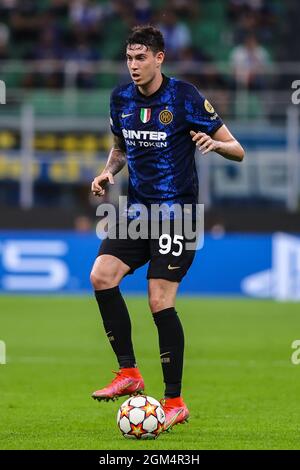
[110,74,223,212]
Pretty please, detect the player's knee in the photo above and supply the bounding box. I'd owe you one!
[90,269,117,290]
[89,270,103,289]
[148,294,167,313]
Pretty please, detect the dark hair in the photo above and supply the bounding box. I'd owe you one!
[126,25,165,54]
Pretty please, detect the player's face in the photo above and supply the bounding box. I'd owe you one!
[126,44,164,86]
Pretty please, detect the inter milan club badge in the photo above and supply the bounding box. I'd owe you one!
[140,108,151,123]
[159,109,173,125]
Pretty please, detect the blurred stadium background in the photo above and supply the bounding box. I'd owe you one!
[0,0,299,298]
[1,0,300,450]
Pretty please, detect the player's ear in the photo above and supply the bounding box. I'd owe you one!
[155,51,164,67]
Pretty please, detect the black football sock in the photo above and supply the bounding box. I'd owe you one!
[153,307,184,398]
[94,286,136,369]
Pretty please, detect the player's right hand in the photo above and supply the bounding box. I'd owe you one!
[91,171,114,197]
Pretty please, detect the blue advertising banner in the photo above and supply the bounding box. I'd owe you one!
[0,231,299,300]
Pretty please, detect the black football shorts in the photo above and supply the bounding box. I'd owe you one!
[98,218,199,282]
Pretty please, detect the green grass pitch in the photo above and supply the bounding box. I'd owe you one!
[0,295,300,450]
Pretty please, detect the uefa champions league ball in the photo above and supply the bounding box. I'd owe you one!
[117,395,165,439]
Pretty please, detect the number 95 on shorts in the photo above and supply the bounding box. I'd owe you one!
[98,218,199,282]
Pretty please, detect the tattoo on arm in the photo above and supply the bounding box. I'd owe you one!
[105,134,127,175]
[113,134,126,152]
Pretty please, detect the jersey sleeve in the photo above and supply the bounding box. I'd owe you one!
[109,88,122,137]
[185,85,223,135]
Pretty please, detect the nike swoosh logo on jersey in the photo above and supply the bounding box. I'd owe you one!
[168,265,181,270]
[121,113,133,118]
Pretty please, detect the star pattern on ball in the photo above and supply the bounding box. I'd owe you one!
[120,404,134,417]
[141,402,158,418]
[129,423,147,438]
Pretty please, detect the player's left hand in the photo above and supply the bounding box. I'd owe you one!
[190,130,219,155]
